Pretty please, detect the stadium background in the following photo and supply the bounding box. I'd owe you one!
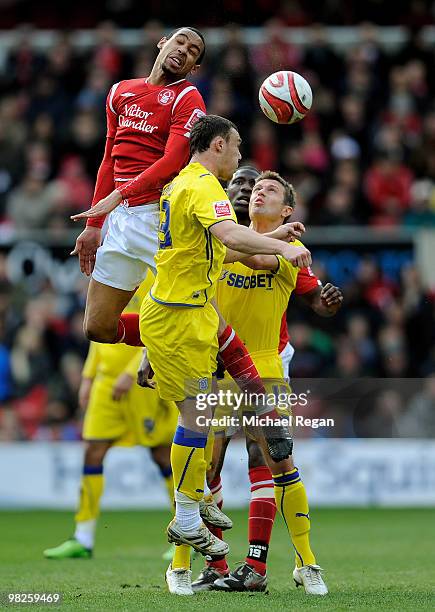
[0,4,434,610]
[0,0,435,556]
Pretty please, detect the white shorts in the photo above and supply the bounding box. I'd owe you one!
[280,341,295,379]
[92,203,160,291]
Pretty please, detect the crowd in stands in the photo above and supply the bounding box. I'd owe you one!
[0,19,434,439]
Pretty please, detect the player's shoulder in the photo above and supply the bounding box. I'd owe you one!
[188,168,225,195]
[172,80,205,110]
[116,78,145,91]
[107,79,144,104]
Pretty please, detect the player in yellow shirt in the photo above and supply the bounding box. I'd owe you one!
[139,114,311,595]
[43,272,179,560]
[193,171,342,595]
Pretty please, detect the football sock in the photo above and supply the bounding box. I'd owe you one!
[172,544,191,570]
[74,465,104,549]
[171,426,207,533]
[273,468,315,568]
[218,326,280,420]
[116,313,144,346]
[74,519,96,550]
[209,475,223,507]
[218,326,267,396]
[158,464,175,509]
[206,497,229,573]
[206,476,229,573]
[245,466,276,575]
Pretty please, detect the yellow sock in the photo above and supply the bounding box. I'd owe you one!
[172,544,191,570]
[75,467,104,522]
[171,427,207,501]
[273,468,316,568]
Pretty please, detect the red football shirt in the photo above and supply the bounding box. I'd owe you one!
[88,77,206,226]
[278,265,321,353]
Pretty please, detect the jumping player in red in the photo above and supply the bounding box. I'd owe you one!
[71,30,300,463]
[71,27,207,345]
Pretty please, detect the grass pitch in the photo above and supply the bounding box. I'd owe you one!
[1,508,433,610]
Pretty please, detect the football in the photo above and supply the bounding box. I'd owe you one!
[259,70,313,124]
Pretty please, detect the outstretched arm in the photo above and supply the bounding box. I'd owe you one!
[212,220,311,268]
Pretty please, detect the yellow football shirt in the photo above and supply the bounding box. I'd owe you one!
[82,272,152,379]
[150,162,237,307]
[216,241,302,356]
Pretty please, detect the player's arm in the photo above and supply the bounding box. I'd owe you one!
[224,221,305,264]
[112,349,142,401]
[79,342,99,410]
[72,91,205,220]
[70,85,117,274]
[115,91,205,201]
[211,220,311,268]
[299,283,343,316]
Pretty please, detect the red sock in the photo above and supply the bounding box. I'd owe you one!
[245,466,277,575]
[116,313,144,346]
[206,499,229,573]
[218,326,266,395]
[209,476,223,507]
[218,326,280,418]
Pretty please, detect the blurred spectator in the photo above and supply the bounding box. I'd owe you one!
[313,185,358,225]
[6,173,60,230]
[404,179,435,226]
[287,322,332,377]
[365,154,414,224]
[51,156,94,217]
[91,21,123,80]
[304,24,343,88]
[251,18,301,78]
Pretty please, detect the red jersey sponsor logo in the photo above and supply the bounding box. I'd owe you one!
[213,200,232,218]
[118,103,158,133]
[158,89,176,105]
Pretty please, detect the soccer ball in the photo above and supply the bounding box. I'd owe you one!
[259,70,312,124]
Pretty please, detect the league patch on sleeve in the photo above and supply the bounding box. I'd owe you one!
[184,108,206,136]
[213,200,232,218]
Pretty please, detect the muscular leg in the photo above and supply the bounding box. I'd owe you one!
[239,438,277,576]
[73,439,113,549]
[43,440,113,558]
[84,278,135,343]
[256,435,316,569]
[202,434,231,575]
[83,439,113,466]
[150,445,174,508]
[171,399,209,530]
[206,434,231,485]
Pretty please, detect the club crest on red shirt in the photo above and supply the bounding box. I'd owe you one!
[158,89,175,105]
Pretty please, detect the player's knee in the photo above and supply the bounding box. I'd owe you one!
[246,438,266,469]
[84,317,117,344]
[84,441,110,466]
[150,445,170,470]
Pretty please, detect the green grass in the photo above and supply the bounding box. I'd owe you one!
[0,509,433,610]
